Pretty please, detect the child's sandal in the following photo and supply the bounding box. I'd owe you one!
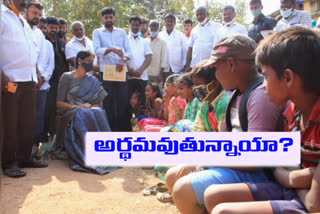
[156,191,173,203]
[142,183,168,196]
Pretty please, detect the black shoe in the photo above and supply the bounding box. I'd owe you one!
[19,158,48,168]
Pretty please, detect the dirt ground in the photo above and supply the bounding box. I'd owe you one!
[0,160,179,214]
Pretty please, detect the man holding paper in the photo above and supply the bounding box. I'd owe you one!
[93,7,133,131]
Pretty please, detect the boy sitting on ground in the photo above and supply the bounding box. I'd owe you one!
[204,26,320,214]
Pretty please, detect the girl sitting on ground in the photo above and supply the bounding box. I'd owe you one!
[130,92,145,129]
[144,83,162,118]
[136,74,186,132]
[163,74,187,125]
[177,73,201,121]
[163,73,201,132]
[192,60,230,132]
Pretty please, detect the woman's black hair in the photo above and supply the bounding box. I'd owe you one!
[146,83,162,99]
[76,50,93,68]
[165,74,180,84]
[176,73,194,88]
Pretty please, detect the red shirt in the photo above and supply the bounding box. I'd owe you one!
[284,98,320,168]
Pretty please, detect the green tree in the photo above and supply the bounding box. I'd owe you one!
[133,0,195,30]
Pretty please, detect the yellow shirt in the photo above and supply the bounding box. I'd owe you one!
[146,37,168,76]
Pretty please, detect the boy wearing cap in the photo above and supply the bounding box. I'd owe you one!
[206,34,286,132]
[170,35,285,214]
[204,26,320,214]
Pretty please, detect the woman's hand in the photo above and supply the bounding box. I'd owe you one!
[82,103,92,109]
[91,104,102,108]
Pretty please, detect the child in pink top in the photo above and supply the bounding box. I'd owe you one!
[137,74,186,132]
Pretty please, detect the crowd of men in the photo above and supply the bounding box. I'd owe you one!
[0,0,315,178]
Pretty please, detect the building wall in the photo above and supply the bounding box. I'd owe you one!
[304,0,320,20]
[304,0,311,12]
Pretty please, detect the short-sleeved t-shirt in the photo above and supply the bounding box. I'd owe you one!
[284,98,320,168]
[230,85,284,132]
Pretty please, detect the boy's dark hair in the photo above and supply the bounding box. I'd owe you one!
[164,14,176,23]
[58,18,68,26]
[76,50,93,69]
[249,0,262,5]
[141,18,149,25]
[223,5,235,13]
[166,74,180,84]
[40,17,47,24]
[192,60,216,84]
[129,16,142,24]
[46,16,59,26]
[101,7,116,17]
[183,19,193,25]
[177,73,194,88]
[256,26,320,95]
[27,1,44,10]
[147,83,162,99]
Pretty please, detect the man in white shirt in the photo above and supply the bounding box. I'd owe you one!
[184,6,222,72]
[127,16,152,104]
[159,14,188,77]
[146,21,168,89]
[93,7,133,131]
[275,0,312,31]
[24,2,54,154]
[215,5,248,42]
[1,0,48,178]
[65,21,98,71]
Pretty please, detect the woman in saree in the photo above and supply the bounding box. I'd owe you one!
[53,50,117,175]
